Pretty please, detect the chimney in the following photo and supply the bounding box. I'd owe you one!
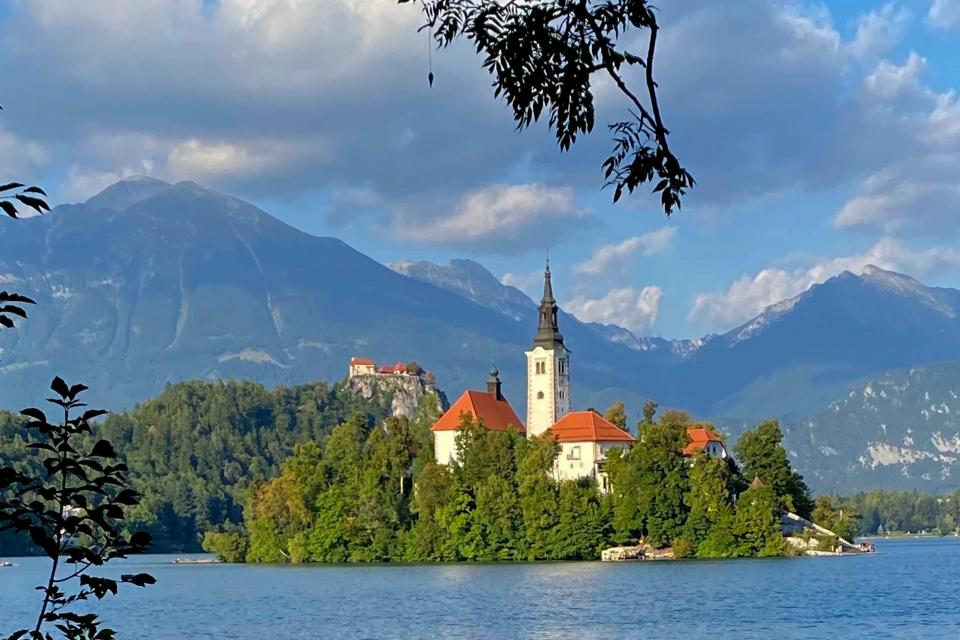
[487,365,503,401]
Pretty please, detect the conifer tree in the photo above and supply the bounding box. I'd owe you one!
[734,420,813,517]
[734,483,788,557]
[683,454,736,555]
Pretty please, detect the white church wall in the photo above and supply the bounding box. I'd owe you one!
[434,430,459,466]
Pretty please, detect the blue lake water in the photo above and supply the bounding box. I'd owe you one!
[2,538,959,639]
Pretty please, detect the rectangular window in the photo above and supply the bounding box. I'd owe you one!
[570,445,580,460]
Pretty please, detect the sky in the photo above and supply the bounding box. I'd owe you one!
[2,0,960,339]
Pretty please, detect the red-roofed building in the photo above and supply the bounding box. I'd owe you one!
[683,427,728,460]
[348,357,376,378]
[432,368,524,465]
[545,410,635,491]
[378,362,410,375]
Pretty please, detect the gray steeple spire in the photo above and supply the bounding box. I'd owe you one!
[533,262,564,349]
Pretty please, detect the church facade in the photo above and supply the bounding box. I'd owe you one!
[429,264,728,488]
[430,265,632,490]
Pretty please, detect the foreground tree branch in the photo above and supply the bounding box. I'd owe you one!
[400,0,694,213]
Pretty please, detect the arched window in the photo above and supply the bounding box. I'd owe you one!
[537,391,544,399]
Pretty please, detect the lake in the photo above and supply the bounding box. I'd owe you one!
[2,538,959,639]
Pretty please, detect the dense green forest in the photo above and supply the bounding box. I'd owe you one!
[4,378,959,560]
[0,378,410,555]
[204,412,824,562]
[841,490,960,535]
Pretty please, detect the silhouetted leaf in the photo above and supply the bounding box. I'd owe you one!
[14,193,50,213]
[120,573,156,587]
[89,440,117,459]
[50,376,70,399]
[0,199,18,218]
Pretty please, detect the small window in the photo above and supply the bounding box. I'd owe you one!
[537,391,544,400]
[570,445,581,460]
[558,389,563,399]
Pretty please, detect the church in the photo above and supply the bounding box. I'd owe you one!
[431,264,636,490]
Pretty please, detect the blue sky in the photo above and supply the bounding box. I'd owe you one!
[2,0,960,339]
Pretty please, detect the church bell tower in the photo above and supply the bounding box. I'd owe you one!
[525,263,570,438]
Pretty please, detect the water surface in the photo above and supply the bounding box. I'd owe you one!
[2,538,958,639]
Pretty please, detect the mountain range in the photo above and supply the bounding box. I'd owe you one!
[2,176,960,492]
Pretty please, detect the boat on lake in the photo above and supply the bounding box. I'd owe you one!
[172,558,220,564]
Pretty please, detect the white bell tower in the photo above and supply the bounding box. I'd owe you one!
[525,263,570,438]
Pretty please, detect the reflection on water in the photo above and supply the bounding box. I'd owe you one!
[1,539,959,639]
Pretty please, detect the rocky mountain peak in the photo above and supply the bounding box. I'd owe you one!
[84,175,172,212]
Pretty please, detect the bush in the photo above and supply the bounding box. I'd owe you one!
[817,535,839,553]
[203,531,249,563]
[672,537,694,559]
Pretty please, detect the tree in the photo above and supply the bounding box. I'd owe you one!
[733,483,788,558]
[734,420,813,518]
[683,454,736,556]
[517,436,560,559]
[0,378,155,639]
[641,400,658,426]
[402,0,694,212]
[202,530,248,563]
[604,401,627,430]
[811,495,860,542]
[608,410,690,548]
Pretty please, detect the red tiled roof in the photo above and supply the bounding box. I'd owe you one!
[683,427,724,456]
[431,390,525,433]
[378,362,407,374]
[547,411,635,443]
[351,357,375,366]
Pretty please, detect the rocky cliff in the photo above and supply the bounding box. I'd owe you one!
[346,374,446,420]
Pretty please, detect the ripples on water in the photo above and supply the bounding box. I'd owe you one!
[1,538,959,639]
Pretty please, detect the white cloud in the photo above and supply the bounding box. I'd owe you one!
[62,162,155,201]
[0,0,531,207]
[0,126,45,179]
[833,156,960,233]
[501,270,544,300]
[688,238,960,329]
[165,137,330,182]
[929,0,960,30]
[849,4,912,59]
[830,50,960,236]
[394,183,586,250]
[863,51,927,100]
[567,286,663,333]
[573,227,676,276]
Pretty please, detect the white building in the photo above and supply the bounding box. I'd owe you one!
[546,410,635,492]
[683,427,728,459]
[348,357,376,378]
[431,367,524,465]
[525,265,570,438]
